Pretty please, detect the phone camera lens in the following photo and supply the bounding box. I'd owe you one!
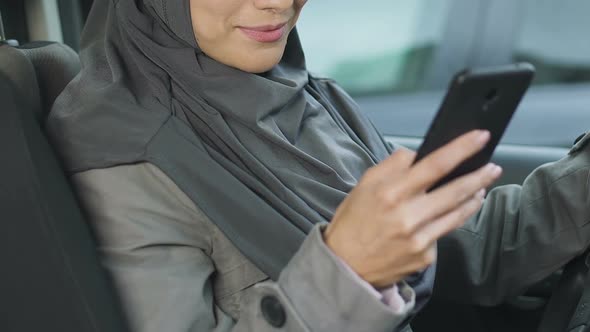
[482,88,499,112]
[485,88,498,101]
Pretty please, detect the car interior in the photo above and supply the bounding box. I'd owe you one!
[1,1,589,332]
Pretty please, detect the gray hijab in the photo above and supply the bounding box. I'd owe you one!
[47,0,434,306]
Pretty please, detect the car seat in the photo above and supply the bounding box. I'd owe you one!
[0,39,129,332]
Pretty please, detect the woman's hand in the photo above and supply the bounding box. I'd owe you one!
[324,130,502,288]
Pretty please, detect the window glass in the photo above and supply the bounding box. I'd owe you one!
[512,0,590,86]
[297,0,453,96]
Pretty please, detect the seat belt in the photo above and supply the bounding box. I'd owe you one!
[537,249,590,332]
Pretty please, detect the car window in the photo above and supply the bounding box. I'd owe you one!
[297,0,454,96]
[511,0,590,86]
[299,0,590,96]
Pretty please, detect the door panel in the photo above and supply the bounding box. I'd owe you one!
[359,84,590,149]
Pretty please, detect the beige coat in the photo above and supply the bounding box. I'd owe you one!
[71,132,590,331]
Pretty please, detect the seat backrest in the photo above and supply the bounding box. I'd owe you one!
[0,44,129,332]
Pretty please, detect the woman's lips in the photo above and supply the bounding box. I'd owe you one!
[239,23,288,43]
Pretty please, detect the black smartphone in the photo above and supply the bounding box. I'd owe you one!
[414,63,535,190]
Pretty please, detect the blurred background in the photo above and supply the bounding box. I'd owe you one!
[298,0,590,96]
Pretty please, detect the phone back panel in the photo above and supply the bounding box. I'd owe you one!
[415,64,535,190]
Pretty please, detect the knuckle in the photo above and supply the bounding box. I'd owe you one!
[377,188,403,209]
[397,219,413,238]
[375,188,393,205]
[395,209,415,236]
[409,235,427,253]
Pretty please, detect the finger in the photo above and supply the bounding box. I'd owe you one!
[415,193,485,249]
[385,198,482,279]
[363,147,416,185]
[407,162,501,226]
[389,245,438,280]
[402,130,491,194]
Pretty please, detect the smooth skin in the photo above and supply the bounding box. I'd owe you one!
[190,0,308,73]
[189,0,502,288]
[325,131,501,287]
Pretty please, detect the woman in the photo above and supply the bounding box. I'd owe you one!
[46,0,590,331]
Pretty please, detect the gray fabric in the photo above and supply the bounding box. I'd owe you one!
[71,163,415,332]
[45,0,435,304]
[436,132,590,305]
[70,132,590,331]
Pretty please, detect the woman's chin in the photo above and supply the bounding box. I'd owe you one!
[201,38,288,74]
[236,50,286,74]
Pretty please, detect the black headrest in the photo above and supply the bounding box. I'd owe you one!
[0,44,43,120]
[17,41,81,120]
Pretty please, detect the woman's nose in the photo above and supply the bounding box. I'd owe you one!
[253,0,294,12]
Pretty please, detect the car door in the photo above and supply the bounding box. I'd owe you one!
[298,0,590,331]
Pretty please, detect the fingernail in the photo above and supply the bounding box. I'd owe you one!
[477,130,491,145]
[493,165,503,177]
[485,163,496,172]
[476,189,486,198]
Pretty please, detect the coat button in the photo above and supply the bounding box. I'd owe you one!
[260,295,286,328]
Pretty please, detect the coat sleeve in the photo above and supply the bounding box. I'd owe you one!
[71,162,415,332]
[435,132,590,305]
